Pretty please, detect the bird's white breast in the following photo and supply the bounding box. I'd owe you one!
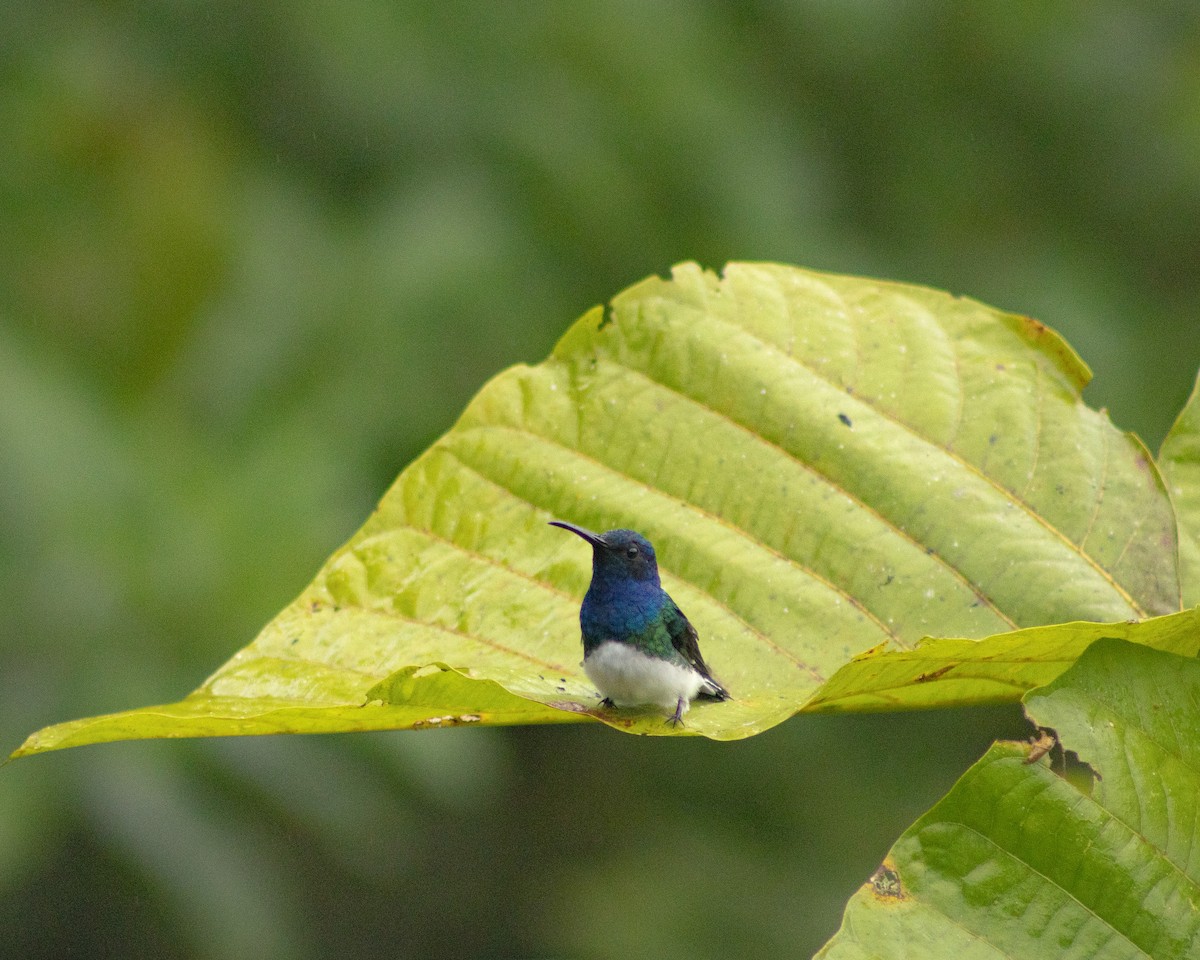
[583,641,705,714]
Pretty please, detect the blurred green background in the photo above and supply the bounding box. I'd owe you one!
[3,2,1198,958]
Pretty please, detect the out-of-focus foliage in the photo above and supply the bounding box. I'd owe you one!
[2,3,1198,958]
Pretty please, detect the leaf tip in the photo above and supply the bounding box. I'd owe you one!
[1001,311,1093,391]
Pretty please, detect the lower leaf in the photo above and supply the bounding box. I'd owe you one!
[816,639,1200,960]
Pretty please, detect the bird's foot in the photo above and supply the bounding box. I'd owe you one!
[666,697,687,727]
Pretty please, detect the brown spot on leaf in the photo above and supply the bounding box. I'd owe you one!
[1016,315,1049,338]
[869,861,904,901]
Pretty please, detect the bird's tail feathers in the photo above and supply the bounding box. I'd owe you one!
[698,679,730,701]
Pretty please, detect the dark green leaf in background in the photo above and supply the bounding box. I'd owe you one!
[817,639,1200,960]
[1159,369,1200,608]
[11,263,1182,756]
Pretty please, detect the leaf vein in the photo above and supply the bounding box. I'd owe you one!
[714,283,1146,616]
[611,363,1018,630]
[441,435,830,679]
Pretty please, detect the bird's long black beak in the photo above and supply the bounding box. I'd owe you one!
[548,520,606,547]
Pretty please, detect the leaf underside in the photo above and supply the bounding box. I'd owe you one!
[817,639,1200,960]
[13,263,1183,756]
[803,607,1200,713]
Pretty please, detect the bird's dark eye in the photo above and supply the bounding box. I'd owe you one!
[626,546,638,558]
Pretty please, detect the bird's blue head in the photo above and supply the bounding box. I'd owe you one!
[548,521,661,588]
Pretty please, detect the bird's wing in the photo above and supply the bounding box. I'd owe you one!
[666,600,729,700]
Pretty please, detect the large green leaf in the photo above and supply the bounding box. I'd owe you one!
[11,263,1181,756]
[816,638,1200,960]
[1159,369,1200,607]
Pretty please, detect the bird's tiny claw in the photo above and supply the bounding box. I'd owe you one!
[666,698,686,727]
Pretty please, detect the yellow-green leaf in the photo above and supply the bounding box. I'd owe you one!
[11,263,1182,756]
[803,607,1200,713]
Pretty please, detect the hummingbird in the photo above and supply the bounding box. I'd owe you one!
[549,521,729,725]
